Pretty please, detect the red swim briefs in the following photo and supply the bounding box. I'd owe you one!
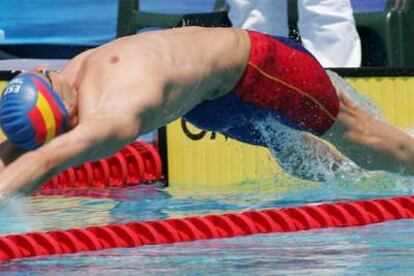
[234,31,340,135]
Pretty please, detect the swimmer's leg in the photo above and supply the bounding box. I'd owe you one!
[188,31,414,175]
[322,90,414,175]
[235,32,414,175]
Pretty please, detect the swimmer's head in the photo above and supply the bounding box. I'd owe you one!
[0,71,78,150]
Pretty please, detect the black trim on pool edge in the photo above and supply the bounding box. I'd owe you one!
[0,71,19,80]
[1,67,414,81]
[157,127,169,186]
[331,67,414,77]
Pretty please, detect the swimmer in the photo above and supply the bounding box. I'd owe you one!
[0,27,413,195]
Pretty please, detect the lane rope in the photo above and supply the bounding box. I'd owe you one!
[36,141,163,192]
[1,196,414,261]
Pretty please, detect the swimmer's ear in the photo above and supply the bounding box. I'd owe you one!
[47,71,66,96]
[49,72,79,129]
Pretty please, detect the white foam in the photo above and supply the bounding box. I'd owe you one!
[255,114,360,182]
[252,70,389,183]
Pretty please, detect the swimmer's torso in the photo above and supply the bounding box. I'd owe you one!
[62,27,250,134]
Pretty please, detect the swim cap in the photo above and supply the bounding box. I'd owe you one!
[0,72,68,150]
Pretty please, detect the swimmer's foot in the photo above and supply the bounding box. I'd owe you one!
[323,92,414,175]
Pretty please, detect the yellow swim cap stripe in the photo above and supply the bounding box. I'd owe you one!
[36,91,56,142]
[0,129,6,141]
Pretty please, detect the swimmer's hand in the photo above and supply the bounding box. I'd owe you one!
[0,118,139,196]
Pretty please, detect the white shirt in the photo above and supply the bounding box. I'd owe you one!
[227,0,361,67]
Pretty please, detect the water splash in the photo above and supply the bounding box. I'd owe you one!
[253,70,414,195]
[0,195,36,234]
[326,70,383,119]
[254,113,359,183]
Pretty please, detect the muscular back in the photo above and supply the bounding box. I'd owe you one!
[64,27,251,135]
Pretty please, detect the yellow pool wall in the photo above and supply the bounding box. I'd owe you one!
[165,75,414,194]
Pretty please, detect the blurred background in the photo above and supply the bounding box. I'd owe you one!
[0,0,413,67]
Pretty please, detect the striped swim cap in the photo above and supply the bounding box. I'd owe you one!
[0,72,68,150]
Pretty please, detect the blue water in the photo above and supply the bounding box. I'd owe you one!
[0,170,414,275]
[0,0,388,46]
[0,0,217,45]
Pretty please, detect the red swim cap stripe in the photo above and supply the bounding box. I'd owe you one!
[33,78,63,135]
[28,107,47,145]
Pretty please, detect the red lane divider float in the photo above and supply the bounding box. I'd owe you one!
[2,196,414,261]
[38,141,163,191]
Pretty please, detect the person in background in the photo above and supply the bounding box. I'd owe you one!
[226,0,361,67]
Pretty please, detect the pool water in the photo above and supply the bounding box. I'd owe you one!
[1,169,414,275]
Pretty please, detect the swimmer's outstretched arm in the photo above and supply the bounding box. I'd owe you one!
[0,52,95,173]
[0,117,140,196]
